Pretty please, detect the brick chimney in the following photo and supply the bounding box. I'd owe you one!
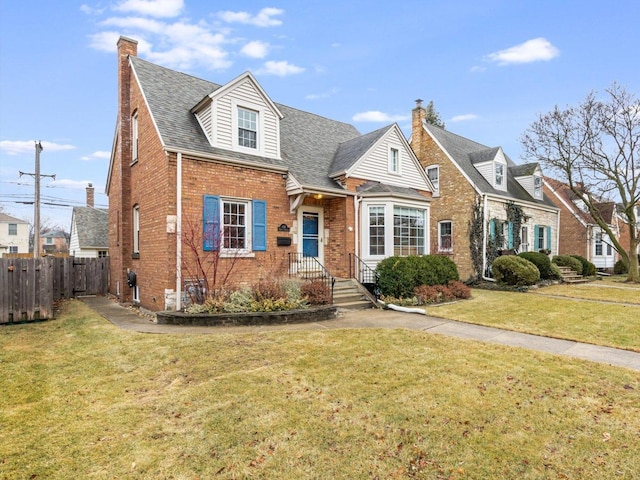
[86,183,95,207]
[410,99,428,165]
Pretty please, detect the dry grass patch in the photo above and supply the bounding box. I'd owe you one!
[428,288,640,351]
[532,279,640,305]
[1,299,639,479]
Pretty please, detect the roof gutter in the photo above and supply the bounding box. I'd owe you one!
[165,146,289,175]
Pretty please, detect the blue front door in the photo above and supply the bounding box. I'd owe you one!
[302,212,319,258]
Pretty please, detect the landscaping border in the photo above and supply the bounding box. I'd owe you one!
[156,305,338,327]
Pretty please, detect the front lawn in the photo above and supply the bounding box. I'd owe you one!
[1,300,639,479]
[430,287,640,352]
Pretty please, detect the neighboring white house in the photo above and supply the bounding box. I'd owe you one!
[69,207,109,258]
[0,213,29,257]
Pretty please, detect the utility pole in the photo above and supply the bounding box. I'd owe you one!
[19,141,55,258]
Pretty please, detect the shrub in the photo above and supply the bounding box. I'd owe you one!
[552,255,583,275]
[518,251,553,279]
[413,281,471,304]
[301,280,331,305]
[570,255,597,276]
[549,262,563,281]
[492,256,540,286]
[376,255,460,298]
[252,279,286,301]
[614,259,628,274]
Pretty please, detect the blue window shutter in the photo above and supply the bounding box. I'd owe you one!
[489,219,496,239]
[534,224,540,250]
[203,195,220,251]
[252,200,267,251]
[508,221,514,248]
[546,226,552,251]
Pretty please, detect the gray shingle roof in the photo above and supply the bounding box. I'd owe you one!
[357,181,426,199]
[0,213,27,223]
[329,125,391,176]
[130,57,361,191]
[72,207,109,249]
[510,163,539,177]
[424,123,556,207]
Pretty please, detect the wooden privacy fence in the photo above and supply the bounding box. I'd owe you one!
[0,257,109,324]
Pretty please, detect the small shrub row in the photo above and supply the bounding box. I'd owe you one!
[376,255,459,298]
[413,281,471,304]
[517,251,556,280]
[185,279,330,314]
[570,255,597,276]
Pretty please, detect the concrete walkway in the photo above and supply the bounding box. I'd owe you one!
[80,296,640,372]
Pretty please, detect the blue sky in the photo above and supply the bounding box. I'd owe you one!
[1,0,639,230]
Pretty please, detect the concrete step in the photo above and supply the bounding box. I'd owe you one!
[332,279,376,310]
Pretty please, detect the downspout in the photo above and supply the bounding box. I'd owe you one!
[481,193,495,281]
[555,209,560,256]
[175,152,182,310]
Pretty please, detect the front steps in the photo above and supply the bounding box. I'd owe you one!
[557,265,591,284]
[333,279,377,310]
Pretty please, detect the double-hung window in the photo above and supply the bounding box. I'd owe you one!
[132,205,140,255]
[393,206,426,256]
[426,166,439,195]
[520,226,529,252]
[389,148,399,174]
[8,223,17,235]
[238,107,257,149]
[595,232,603,256]
[203,195,266,254]
[132,112,139,162]
[368,206,385,256]
[438,221,452,252]
[534,176,542,198]
[495,163,504,187]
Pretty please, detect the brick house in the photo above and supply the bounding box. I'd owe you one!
[107,37,432,311]
[543,177,619,270]
[409,100,559,280]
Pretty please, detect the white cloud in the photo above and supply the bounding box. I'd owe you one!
[305,88,339,100]
[113,0,184,18]
[470,65,486,73]
[81,151,111,161]
[241,40,269,59]
[352,111,409,123]
[450,114,479,122]
[0,140,76,156]
[485,37,559,65]
[218,7,284,27]
[256,60,304,76]
[80,4,105,15]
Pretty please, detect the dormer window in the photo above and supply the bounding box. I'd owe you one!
[534,176,542,198]
[238,107,258,149]
[495,163,504,187]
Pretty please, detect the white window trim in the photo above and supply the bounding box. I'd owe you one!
[232,100,264,155]
[426,165,440,196]
[132,111,139,163]
[533,175,543,198]
[520,225,529,252]
[388,146,400,175]
[361,199,429,260]
[495,162,505,188]
[220,197,255,258]
[437,220,453,253]
[133,205,140,254]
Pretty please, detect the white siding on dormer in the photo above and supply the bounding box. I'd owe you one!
[350,129,430,191]
[197,78,280,159]
[475,149,507,191]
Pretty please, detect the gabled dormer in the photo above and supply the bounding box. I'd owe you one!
[191,71,284,159]
[511,162,544,200]
[468,147,508,192]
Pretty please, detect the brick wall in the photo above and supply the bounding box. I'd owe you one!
[543,183,588,257]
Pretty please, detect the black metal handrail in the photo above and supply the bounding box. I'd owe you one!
[349,253,380,299]
[288,252,335,303]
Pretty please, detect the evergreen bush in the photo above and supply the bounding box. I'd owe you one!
[376,255,460,298]
[552,255,583,275]
[518,251,553,279]
[570,255,597,276]
[492,256,540,286]
[614,259,628,274]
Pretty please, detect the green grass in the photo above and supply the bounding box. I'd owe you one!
[1,300,640,479]
[430,286,640,352]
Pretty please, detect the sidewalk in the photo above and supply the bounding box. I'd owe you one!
[80,296,640,371]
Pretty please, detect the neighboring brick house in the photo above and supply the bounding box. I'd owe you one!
[544,177,619,270]
[617,203,640,266]
[107,37,432,311]
[0,213,29,257]
[409,100,559,280]
[69,184,109,258]
[40,230,69,255]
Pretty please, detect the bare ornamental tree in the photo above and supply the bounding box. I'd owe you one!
[521,83,639,282]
